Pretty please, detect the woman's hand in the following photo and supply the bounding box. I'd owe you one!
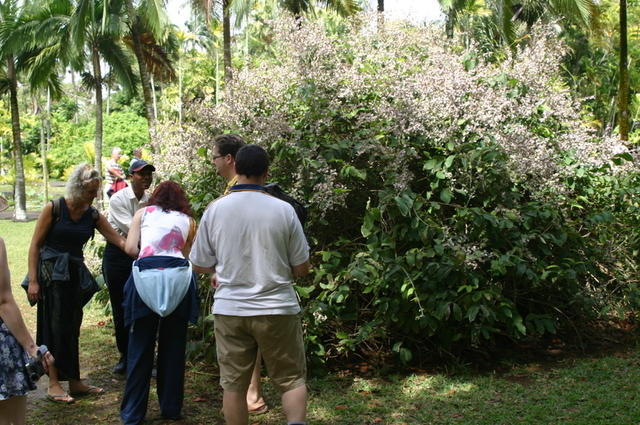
[41,350,54,373]
[27,345,54,374]
[27,279,40,303]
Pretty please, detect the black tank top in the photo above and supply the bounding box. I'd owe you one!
[44,198,96,258]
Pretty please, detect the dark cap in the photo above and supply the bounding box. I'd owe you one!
[129,159,156,174]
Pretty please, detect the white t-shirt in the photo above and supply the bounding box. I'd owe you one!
[105,159,123,185]
[190,188,309,316]
[107,185,149,237]
[139,207,191,259]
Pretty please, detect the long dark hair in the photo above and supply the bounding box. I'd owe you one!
[148,181,193,216]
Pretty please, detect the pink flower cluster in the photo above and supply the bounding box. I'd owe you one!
[152,14,634,216]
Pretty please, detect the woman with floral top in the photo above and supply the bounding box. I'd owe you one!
[120,181,199,425]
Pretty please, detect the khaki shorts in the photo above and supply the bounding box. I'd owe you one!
[214,314,307,393]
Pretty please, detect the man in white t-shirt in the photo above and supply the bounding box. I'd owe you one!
[102,159,155,375]
[191,144,310,425]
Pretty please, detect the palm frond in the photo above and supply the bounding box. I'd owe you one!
[550,0,594,28]
[322,0,360,18]
[70,0,92,50]
[139,0,170,42]
[97,38,138,94]
[80,70,97,91]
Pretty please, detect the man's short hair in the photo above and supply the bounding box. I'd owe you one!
[213,134,245,158]
[235,145,270,178]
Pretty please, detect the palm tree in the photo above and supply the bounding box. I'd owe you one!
[71,0,137,175]
[192,0,360,82]
[618,0,629,141]
[18,0,76,203]
[439,0,601,47]
[122,0,170,134]
[0,0,30,220]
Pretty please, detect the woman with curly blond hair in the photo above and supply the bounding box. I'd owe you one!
[27,163,127,404]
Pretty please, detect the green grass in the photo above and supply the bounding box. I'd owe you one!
[3,218,640,424]
[0,181,66,211]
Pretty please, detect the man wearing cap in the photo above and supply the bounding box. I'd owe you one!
[102,159,155,375]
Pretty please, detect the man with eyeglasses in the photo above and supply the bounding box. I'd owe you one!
[207,134,269,415]
[191,143,310,425]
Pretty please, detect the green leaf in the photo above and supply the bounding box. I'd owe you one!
[440,188,453,204]
[294,285,314,298]
[395,195,413,216]
[444,155,455,168]
[468,305,480,322]
[423,158,439,170]
[512,314,526,336]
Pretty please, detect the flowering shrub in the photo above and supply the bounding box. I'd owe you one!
[153,15,639,365]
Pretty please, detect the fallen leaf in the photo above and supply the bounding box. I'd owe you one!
[335,405,347,410]
[193,397,207,402]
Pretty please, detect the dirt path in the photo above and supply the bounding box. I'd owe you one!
[22,304,227,425]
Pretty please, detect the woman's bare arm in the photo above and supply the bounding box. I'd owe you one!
[125,210,144,258]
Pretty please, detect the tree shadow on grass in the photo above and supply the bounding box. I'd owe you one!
[23,308,640,425]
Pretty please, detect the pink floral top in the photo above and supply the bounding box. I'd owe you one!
[138,206,191,259]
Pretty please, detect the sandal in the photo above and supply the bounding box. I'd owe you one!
[69,385,104,397]
[46,393,75,404]
[249,404,269,415]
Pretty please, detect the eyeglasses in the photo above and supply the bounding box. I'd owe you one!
[212,154,227,160]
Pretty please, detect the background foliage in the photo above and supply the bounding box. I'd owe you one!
[152,15,640,367]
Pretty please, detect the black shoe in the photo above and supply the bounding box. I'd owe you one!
[112,361,126,375]
[161,413,184,420]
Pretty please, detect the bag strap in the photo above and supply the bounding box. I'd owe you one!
[51,198,61,222]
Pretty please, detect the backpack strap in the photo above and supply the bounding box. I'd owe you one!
[51,198,61,222]
[90,207,100,225]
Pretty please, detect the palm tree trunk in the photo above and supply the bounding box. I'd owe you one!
[223,0,232,82]
[445,8,455,39]
[178,53,183,125]
[41,88,50,202]
[618,0,630,141]
[92,47,104,181]
[7,55,27,221]
[151,74,157,120]
[215,49,220,105]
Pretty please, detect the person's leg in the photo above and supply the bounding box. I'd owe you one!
[0,395,27,425]
[223,390,249,425]
[255,315,307,423]
[281,384,307,423]
[156,308,188,419]
[214,315,258,425]
[246,350,267,412]
[47,364,72,399]
[102,243,132,374]
[120,314,158,425]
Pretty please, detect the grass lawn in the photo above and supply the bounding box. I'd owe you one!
[2,219,640,424]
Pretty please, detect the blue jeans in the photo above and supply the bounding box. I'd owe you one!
[120,274,191,425]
